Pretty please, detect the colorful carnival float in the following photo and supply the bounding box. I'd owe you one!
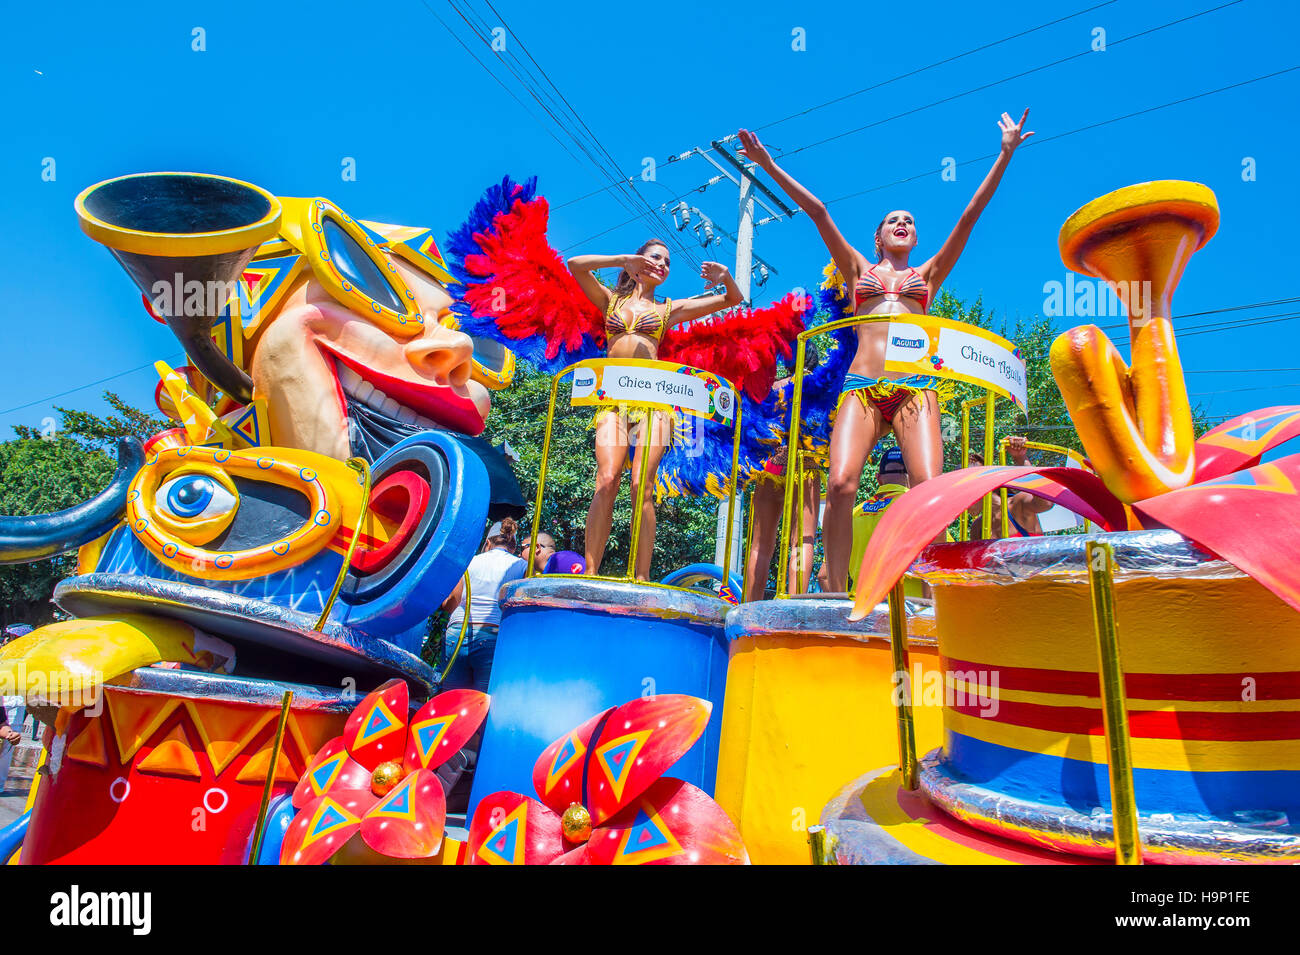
[0,164,1296,867]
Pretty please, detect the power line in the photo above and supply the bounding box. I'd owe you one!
[825,63,1300,205]
[417,0,594,176]
[447,0,704,269]
[426,0,684,262]
[0,352,185,418]
[753,0,1122,133]
[444,3,651,230]
[1191,382,1300,396]
[1097,297,1300,330]
[1185,367,1300,374]
[469,0,1127,214]
[1178,311,1300,337]
[562,182,722,252]
[776,0,1243,159]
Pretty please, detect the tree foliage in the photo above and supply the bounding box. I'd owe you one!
[1,392,166,627]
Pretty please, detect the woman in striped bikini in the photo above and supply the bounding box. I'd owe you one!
[738,109,1033,591]
[567,239,742,577]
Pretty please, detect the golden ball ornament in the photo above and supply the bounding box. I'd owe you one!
[370,760,403,796]
[561,802,593,843]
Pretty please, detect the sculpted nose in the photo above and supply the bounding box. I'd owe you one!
[404,323,475,387]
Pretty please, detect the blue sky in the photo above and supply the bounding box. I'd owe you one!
[2,0,1296,455]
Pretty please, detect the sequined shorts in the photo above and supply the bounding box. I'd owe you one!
[837,373,953,419]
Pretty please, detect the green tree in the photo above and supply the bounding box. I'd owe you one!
[1,392,167,628]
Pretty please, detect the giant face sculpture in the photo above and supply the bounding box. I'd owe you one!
[239,197,495,462]
[0,174,506,695]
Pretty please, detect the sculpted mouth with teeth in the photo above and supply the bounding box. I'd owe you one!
[248,254,492,462]
[336,362,447,430]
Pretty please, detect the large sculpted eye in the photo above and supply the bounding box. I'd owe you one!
[157,473,237,523]
[321,216,406,313]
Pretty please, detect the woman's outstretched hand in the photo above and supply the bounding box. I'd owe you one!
[737,129,774,170]
[999,108,1034,154]
[700,261,732,285]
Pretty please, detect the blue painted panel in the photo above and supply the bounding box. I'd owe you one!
[468,599,729,821]
[945,731,1300,820]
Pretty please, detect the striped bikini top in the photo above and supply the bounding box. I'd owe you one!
[605,294,671,342]
[854,264,930,311]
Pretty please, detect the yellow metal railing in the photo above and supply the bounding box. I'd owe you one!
[958,395,1001,542]
[525,358,743,598]
[995,438,1092,538]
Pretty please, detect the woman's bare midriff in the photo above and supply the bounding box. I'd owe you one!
[847,297,926,377]
[606,332,661,361]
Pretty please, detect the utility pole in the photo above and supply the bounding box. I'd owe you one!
[667,141,796,305]
[735,173,755,302]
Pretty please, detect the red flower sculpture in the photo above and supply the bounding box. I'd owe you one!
[465,694,747,865]
[280,679,489,864]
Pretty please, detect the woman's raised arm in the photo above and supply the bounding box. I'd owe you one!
[923,109,1033,291]
[668,261,744,325]
[567,253,648,312]
[738,128,864,288]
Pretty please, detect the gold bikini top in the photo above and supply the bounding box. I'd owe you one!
[604,294,671,342]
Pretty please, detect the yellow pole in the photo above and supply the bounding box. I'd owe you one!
[998,439,1010,539]
[315,458,371,632]
[722,399,742,594]
[438,572,472,683]
[981,392,995,539]
[777,335,808,598]
[741,487,755,601]
[887,579,918,790]
[794,450,806,595]
[1085,541,1142,865]
[527,371,565,579]
[627,409,655,580]
[248,690,294,864]
[960,401,971,541]
[808,825,835,865]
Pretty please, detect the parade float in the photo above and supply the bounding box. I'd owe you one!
[0,167,1296,867]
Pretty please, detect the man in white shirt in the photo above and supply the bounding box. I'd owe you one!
[441,519,527,693]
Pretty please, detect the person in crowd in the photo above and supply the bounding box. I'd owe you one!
[0,704,19,746]
[968,436,1053,538]
[440,518,528,693]
[520,531,556,575]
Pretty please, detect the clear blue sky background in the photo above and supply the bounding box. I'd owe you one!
[2,0,1296,456]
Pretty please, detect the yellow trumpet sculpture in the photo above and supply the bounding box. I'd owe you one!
[1051,181,1219,503]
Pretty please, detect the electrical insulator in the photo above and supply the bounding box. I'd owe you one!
[679,203,691,228]
[756,265,770,287]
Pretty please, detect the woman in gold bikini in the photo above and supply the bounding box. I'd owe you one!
[737,110,1033,591]
[567,239,742,578]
